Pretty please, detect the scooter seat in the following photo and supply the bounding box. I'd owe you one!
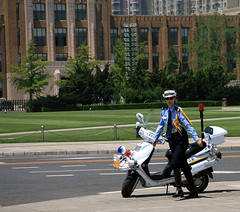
[165,142,206,160]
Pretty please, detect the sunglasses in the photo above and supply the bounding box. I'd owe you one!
[165,97,174,100]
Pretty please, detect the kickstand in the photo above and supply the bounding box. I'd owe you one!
[166,185,169,194]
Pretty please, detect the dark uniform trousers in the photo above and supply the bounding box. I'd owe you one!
[168,128,195,190]
[168,128,190,172]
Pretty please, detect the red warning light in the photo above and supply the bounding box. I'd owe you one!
[199,104,204,111]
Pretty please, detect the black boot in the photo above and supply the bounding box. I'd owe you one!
[184,170,198,199]
[173,168,184,197]
[185,189,198,199]
[173,188,184,197]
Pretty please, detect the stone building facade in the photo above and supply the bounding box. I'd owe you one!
[0,0,239,100]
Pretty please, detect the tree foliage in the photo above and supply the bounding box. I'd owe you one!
[9,40,51,100]
[57,45,97,105]
[57,44,113,105]
[184,14,236,100]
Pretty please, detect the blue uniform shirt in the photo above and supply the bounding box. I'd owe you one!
[153,104,199,142]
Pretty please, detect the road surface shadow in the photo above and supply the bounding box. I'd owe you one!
[131,188,240,199]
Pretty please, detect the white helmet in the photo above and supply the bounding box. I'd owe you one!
[162,90,177,98]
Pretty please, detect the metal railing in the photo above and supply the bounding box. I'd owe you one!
[0,99,28,112]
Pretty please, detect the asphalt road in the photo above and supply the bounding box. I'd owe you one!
[0,151,240,207]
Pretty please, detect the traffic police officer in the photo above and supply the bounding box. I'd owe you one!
[152,90,203,199]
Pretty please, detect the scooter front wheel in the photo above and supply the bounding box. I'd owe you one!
[186,174,209,193]
[121,172,139,198]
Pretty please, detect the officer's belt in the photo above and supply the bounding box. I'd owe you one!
[171,128,178,133]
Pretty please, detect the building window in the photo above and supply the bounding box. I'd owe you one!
[99,4,102,21]
[175,52,179,64]
[55,28,67,46]
[0,81,2,98]
[75,28,87,46]
[0,54,2,72]
[170,28,178,46]
[143,53,149,70]
[152,28,159,46]
[36,53,47,61]
[141,28,148,43]
[56,54,68,61]
[17,28,20,46]
[152,52,159,69]
[33,28,46,46]
[100,52,104,60]
[100,28,103,46]
[121,28,125,43]
[110,28,118,47]
[33,3,45,20]
[182,28,188,45]
[18,54,21,65]
[16,3,19,20]
[182,52,188,70]
[75,4,87,20]
[54,4,66,20]
[199,28,207,39]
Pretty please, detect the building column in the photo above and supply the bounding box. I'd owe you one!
[24,0,34,47]
[46,0,55,61]
[148,25,153,72]
[53,70,61,95]
[87,0,97,58]
[67,0,75,58]
[178,25,182,67]
[162,15,168,63]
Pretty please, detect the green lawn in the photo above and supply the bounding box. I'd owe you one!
[0,106,239,143]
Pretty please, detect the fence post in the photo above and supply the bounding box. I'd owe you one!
[114,124,117,140]
[41,125,44,142]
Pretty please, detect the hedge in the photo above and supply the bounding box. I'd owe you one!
[27,98,222,112]
[76,100,221,111]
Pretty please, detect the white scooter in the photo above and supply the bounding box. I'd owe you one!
[113,108,227,198]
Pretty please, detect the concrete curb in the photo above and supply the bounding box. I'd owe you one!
[1,145,240,157]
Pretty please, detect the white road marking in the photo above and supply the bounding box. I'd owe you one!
[99,173,126,176]
[214,171,240,174]
[46,174,74,177]
[40,156,111,161]
[99,187,164,195]
[29,168,112,174]
[12,167,39,169]
[60,165,86,168]
[150,162,168,165]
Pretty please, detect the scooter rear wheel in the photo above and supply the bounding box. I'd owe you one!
[121,172,139,198]
[186,174,209,193]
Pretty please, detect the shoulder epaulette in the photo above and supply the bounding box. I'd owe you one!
[178,107,193,126]
[162,106,167,110]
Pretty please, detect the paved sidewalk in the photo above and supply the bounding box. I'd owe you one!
[0,137,240,157]
[0,181,240,212]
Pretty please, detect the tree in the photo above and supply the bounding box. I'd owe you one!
[163,46,178,75]
[94,63,114,104]
[111,39,128,100]
[9,40,51,100]
[111,39,150,102]
[185,14,235,100]
[57,44,97,105]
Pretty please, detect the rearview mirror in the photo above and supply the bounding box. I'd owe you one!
[136,113,144,123]
[205,126,213,135]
